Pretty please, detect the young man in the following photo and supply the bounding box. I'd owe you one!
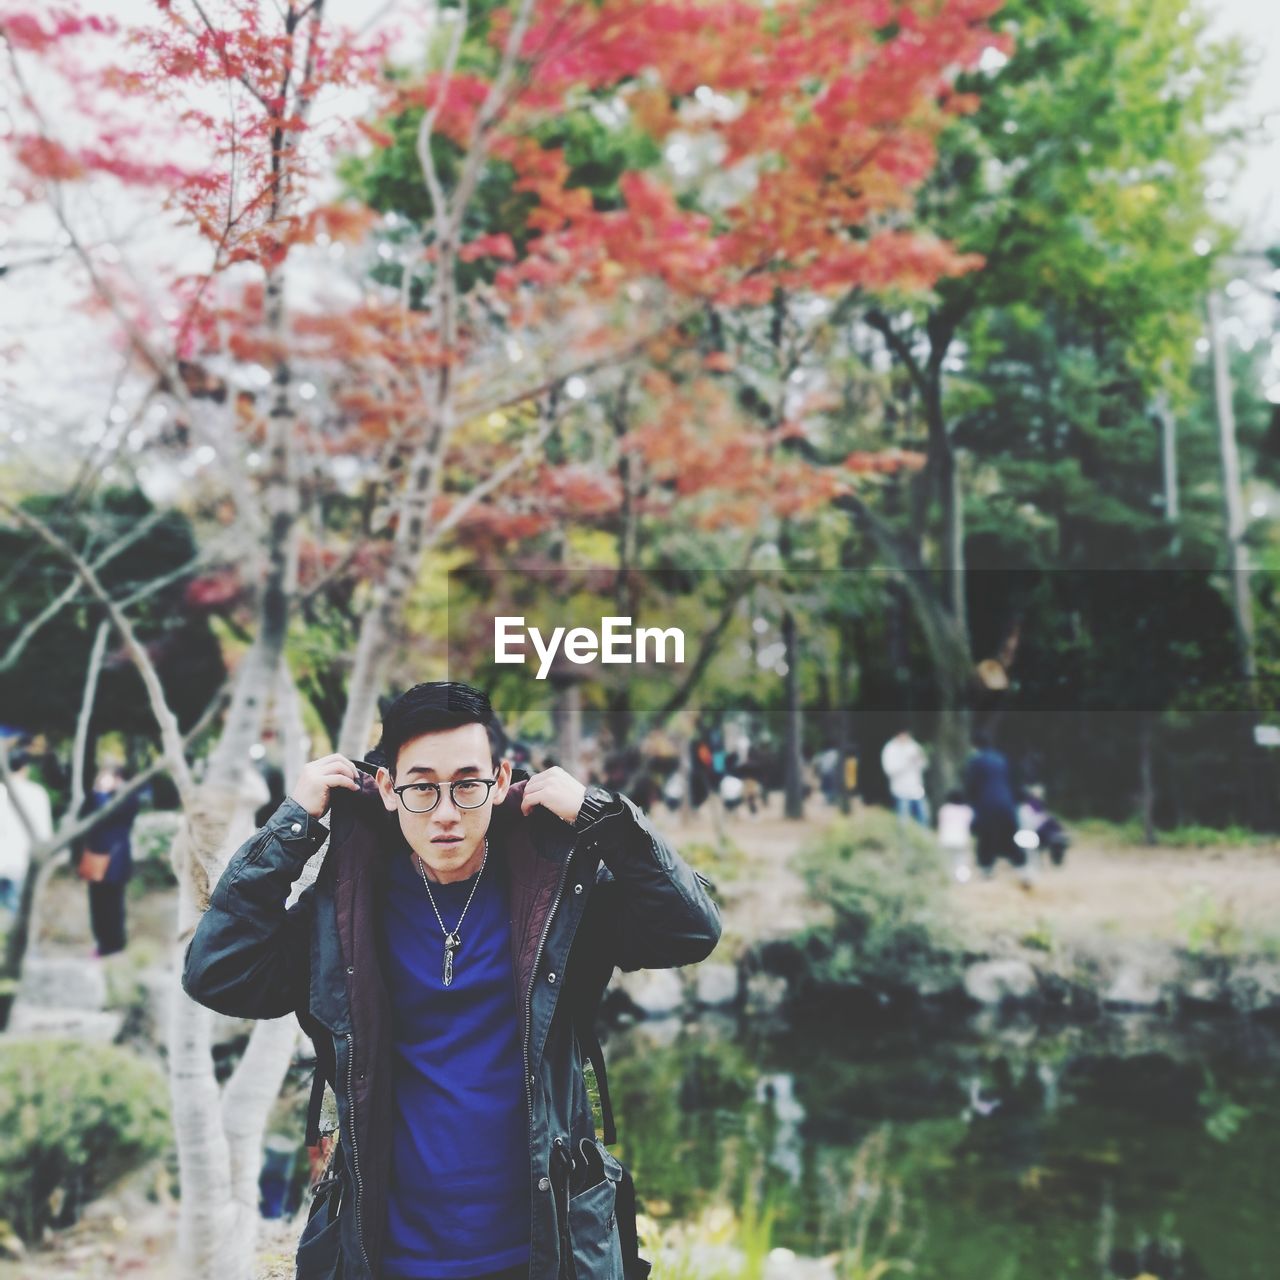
[182,682,721,1280]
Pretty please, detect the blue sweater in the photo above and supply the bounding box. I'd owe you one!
[378,846,531,1279]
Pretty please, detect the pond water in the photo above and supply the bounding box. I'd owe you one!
[602,1010,1280,1279]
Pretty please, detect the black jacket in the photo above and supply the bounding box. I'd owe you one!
[182,772,721,1279]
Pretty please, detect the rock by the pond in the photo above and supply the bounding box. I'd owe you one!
[657,1244,742,1277]
[694,962,738,1008]
[1224,961,1280,1014]
[17,955,107,1011]
[610,968,685,1017]
[1103,961,1168,1011]
[655,1243,836,1280]
[963,959,1038,1005]
[764,1247,839,1279]
[1182,977,1226,1008]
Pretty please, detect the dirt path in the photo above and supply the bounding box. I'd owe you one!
[944,836,1280,950]
[651,797,1280,954]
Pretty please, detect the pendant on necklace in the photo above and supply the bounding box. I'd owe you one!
[442,932,461,987]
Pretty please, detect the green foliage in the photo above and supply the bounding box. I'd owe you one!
[1020,918,1057,953]
[1177,888,1244,956]
[608,1034,757,1224]
[341,77,660,294]
[128,811,182,899]
[1073,818,1269,848]
[0,488,225,766]
[794,810,959,991]
[677,838,748,887]
[929,0,1236,378]
[647,1126,915,1280]
[732,1180,777,1280]
[0,1040,170,1242]
[129,810,182,866]
[1198,1070,1249,1143]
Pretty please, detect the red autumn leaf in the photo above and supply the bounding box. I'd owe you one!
[458,233,517,263]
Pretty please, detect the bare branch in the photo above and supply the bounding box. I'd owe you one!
[70,619,111,818]
[2,42,192,401]
[447,0,538,238]
[0,509,166,673]
[34,684,229,867]
[0,498,196,803]
[454,303,700,423]
[865,308,931,403]
[415,0,467,240]
[428,402,559,544]
[635,538,763,739]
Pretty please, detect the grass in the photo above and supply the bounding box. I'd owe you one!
[645,1128,915,1280]
[677,836,751,887]
[1072,818,1274,849]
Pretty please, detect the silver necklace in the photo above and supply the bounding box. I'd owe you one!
[414,837,488,987]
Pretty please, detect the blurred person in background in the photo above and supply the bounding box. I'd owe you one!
[963,731,1026,884]
[79,761,142,957]
[881,728,929,825]
[937,788,974,883]
[0,747,53,913]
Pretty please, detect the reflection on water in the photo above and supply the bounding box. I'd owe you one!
[604,1011,1280,1279]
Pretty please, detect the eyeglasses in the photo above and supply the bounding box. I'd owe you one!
[391,778,499,814]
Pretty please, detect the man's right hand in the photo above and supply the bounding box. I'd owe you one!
[289,753,362,819]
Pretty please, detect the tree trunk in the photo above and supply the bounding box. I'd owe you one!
[934,701,970,800]
[170,530,299,1280]
[837,493,972,797]
[607,384,639,754]
[1208,291,1257,698]
[782,609,805,820]
[553,682,584,778]
[1139,714,1156,845]
[834,620,854,815]
[169,955,240,1274]
[939,436,968,650]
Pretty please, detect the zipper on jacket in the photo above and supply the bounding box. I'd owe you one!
[524,850,575,1273]
[345,1032,374,1277]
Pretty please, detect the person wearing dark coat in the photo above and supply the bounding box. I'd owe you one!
[182,681,720,1280]
[83,763,141,956]
[962,733,1023,878]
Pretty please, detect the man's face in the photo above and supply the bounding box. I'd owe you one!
[376,723,511,884]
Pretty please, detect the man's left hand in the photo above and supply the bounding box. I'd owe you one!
[520,766,588,824]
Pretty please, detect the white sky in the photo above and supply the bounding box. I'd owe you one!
[1208,0,1280,243]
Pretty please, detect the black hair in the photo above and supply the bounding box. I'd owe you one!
[374,681,506,774]
[944,788,965,806]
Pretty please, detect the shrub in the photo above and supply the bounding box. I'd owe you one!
[130,811,181,892]
[792,809,959,993]
[0,1039,170,1242]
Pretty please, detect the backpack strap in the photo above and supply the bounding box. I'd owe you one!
[304,1061,328,1148]
[575,1020,617,1146]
